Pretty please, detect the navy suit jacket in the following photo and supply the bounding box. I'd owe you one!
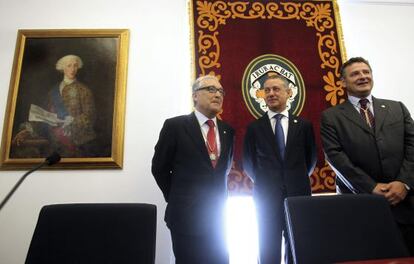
[243,112,317,216]
[152,112,234,235]
[321,97,414,224]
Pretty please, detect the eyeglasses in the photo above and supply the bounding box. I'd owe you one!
[196,86,225,96]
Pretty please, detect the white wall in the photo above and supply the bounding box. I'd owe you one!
[0,1,413,263]
[0,1,191,263]
[339,0,414,110]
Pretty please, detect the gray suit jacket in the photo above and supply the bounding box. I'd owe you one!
[321,97,414,224]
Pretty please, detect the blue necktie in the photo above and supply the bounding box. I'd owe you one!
[274,114,285,160]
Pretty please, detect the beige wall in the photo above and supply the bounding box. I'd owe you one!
[0,0,413,263]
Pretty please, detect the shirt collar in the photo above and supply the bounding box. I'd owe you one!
[348,94,373,106]
[194,110,217,127]
[267,108,289,120]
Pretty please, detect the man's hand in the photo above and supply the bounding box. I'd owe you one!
[62,115,74,136]
[12,129,31,146]
[372,181,407,205]
[384,181,408,206]
[372,183,389,196]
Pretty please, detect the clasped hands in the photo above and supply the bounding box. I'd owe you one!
[372,181,408,206]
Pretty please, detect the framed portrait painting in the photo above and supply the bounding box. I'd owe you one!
[0,29,129,169]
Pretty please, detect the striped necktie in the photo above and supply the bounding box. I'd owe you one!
[359,98,375,128]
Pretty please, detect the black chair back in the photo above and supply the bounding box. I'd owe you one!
[25,203,157,264]
[284,194,409,264]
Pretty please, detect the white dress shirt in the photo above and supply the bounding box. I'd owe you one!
[194,110,221,154]
[267,108,289,144]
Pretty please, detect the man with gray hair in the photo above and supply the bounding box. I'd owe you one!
[152,75,234,263]
[243,74,317,264]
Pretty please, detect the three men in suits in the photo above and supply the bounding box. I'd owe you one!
[152,75,234,263]
[321,57,414,255]
[243,74,317,264]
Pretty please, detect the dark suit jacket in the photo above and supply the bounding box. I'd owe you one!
[152,112,234,235]
[243,112,317,214]
[321,97,414,224]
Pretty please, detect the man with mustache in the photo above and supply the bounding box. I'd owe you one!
[321,57,414,255]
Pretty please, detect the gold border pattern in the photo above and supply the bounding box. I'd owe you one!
[193,0,347,192]
[195,0,345,106]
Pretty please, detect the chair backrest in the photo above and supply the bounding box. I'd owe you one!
[284,194,409,264]
[25,203,157,264]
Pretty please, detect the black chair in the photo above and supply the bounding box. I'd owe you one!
[284,194,409,264]
[25,203,157,264]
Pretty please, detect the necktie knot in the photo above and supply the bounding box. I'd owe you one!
[359,98,369,110]
[274,114,283,121]
[206,119,215,128]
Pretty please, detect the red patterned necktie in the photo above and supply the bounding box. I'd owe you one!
[359,98,375,128]
[206,120,218,168]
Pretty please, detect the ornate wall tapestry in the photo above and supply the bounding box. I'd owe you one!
[190,0,347,194]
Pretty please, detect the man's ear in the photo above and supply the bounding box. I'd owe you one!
[192,92,197,104]
[287,88,293,98]
[341,78,347,89]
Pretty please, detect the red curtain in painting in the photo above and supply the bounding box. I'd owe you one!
[191,0,347,194]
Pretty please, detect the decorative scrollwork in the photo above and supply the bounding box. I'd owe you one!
[196,1,232,31]
[198,31,221,75]
[228,162,253,195]
[228,2,266,19]
[195,1,343,99]
[310,160,336,191]
[323,71,345,106]
[266,2,300,20]
[317,31,340,73]
[194,0,343,192]
[300,3,334,32]
[320,161,336,190]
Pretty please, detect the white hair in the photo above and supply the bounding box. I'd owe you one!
[55,55,83,71]
[192,75,220,92]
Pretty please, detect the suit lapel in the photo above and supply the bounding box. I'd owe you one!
[373,97,389,135]
[285,113,300,157]
[258,113,281,160]
[340,100,374,135]
[217,120,230,167]
[185,113,211,165]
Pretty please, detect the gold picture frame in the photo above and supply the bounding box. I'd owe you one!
[0,29,129,169]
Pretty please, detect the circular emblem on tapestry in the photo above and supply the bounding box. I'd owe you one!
[242,54,306,119]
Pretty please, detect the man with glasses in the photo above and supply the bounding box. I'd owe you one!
[152,75,234,263]
[243,74,317,264]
